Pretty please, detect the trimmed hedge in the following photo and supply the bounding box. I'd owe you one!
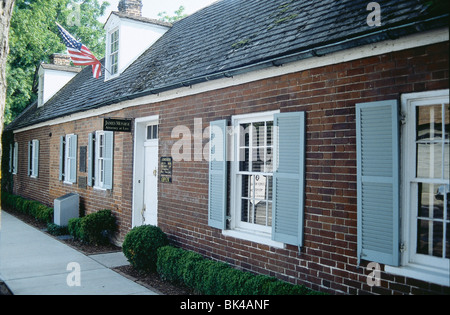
[68,210,117,245]
[122,225,169,272]
[156,245,321,295]
[1,191,53,223]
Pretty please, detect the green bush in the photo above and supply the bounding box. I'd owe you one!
[47,222,69,236]
[122,225,169,272]
[68,218,84,241]
[155,245,319,295]
[1,192,53,223]
[67,210,117,245]
[81,210,117,245]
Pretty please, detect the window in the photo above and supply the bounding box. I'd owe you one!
[28,140,39,178]
[109,29,119,76]
[209,110,306,248]
[59,135,77,183]
[147,124,158,140]
[9,142,18,175]
[391,90,449,285]
[38,74,44,107]
[88,131,114,189]
[235,115,274,234]
[357,91,450,286]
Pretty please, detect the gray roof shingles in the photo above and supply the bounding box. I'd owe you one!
[7,0,448,130]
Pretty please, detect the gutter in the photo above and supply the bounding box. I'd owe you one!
[7,14,449,131]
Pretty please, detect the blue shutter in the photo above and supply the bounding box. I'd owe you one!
[356,100,400,266]
[88,133,94,186]
[272,112,306,248]
[103,131,114,189]
[59,136,65,181]
[208,120,227,230]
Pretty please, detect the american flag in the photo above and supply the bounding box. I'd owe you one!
[56,23,102,79]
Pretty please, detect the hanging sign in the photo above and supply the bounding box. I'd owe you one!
[103,118,132,132]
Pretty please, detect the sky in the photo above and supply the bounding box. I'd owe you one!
[99,0,219,23]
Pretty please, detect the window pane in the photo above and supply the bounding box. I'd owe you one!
[418,183,444,219]
[447,222,450,259]
[241,175,250,198]
[240,123,250,147]
[417,220,443,258]
[416,143,443,178]
[239,148,249,171]
[416,105,443,140]
[445,143,449,179]
[267,121,273,146]
[251,148,263,172]
[252,122,264,147]
[241,198,249,223]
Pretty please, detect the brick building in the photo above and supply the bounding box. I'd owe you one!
[3,0,449,294]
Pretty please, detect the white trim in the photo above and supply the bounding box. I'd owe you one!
[132,115,159,228]
[13,28,449,134]
[390,89,450,287]
[229,110,280,243]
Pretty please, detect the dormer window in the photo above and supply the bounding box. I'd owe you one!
[103,0,171,82]
[109,29,120,76]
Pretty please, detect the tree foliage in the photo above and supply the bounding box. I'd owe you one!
[157,5,188,23]
[5,0,109,124]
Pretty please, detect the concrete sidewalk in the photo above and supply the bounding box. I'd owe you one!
[0,210,157,295]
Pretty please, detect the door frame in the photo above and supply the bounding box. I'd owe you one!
[132,115,159,227]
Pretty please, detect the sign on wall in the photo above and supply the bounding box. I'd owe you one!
[160,157,173,183]
[103,118,132,132]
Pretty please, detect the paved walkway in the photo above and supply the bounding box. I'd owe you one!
[0,210,157,295]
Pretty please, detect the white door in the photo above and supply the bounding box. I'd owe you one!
[143,139,158,225]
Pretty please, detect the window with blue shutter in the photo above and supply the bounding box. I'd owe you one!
[208,120,228,230]
[356,100,400,266]
[272,112,306,248]
[89,131,114,190]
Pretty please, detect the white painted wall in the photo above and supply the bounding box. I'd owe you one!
[38,67,78,107]
[104,14,170,81]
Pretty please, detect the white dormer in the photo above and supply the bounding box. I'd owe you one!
[37,54,81,108]
[104,0,171,81]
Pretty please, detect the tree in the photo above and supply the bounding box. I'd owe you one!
[157,5,188,23]
[1,0,16,189]
[4,0,109,124]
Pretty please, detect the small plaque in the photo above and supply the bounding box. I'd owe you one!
[79,146,87,172]
[160,157,173,183]
[78,176,87,189]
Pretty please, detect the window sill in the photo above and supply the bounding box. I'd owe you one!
[385,263,450,287]
[222,229,285,249]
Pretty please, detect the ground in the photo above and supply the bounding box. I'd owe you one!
[1,209,194,295]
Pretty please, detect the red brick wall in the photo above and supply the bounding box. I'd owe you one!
[12,42,449,294]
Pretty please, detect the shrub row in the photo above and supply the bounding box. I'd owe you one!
[156,246,320,295]
[1,191,53,223]
[68,210,117,245]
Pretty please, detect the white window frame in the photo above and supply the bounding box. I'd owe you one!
[225,110,284,248]
[95,130,106,189]
[106,28,120,80]
[386,89,450,286]
[64,134,77,184]
[29,139,39,178]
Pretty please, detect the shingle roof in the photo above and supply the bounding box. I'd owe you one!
[7,0,449,131]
